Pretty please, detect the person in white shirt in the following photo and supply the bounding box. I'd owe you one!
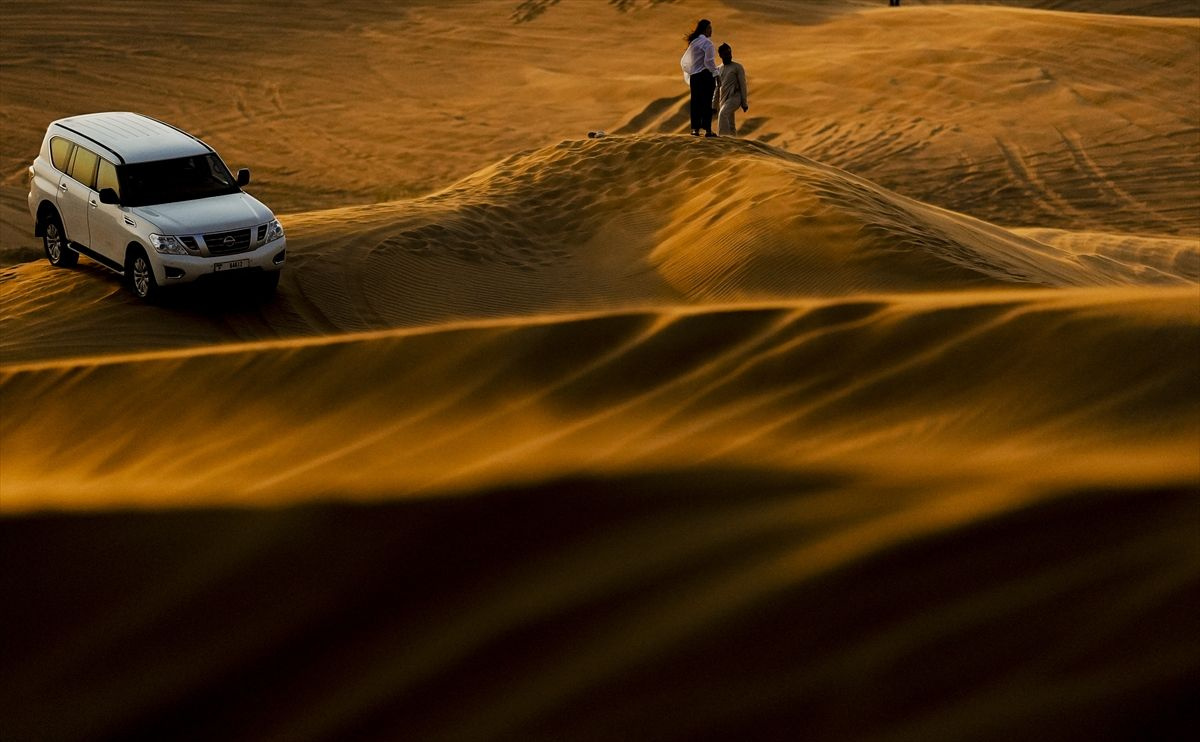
[714,43,749,137]
[680,18,719,137]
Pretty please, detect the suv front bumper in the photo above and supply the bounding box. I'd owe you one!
[155,238,286,284]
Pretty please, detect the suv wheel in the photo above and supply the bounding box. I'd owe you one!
[126,247,159,301]
[42,214,78,268]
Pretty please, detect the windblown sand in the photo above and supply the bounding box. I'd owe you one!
[1,1,1198,739]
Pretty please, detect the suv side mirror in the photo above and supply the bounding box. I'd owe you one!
[98,187,120,205]
[236,168,251,186]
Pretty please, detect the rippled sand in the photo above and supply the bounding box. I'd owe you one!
[1,1,1197,740]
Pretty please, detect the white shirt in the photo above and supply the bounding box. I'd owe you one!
[680,34,718,84]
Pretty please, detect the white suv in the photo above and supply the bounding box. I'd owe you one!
[28,112,285,300]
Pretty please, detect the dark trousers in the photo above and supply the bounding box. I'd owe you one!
[689,71,716,133]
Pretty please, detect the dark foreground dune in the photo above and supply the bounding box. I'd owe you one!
[3,288,1198,739]
[3,476,1198,741]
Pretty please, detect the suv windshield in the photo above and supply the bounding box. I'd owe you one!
[118,154,240,207]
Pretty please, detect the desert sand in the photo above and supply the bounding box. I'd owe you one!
[1,1,1198,740]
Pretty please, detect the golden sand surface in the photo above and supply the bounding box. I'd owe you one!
[1,1,1198,739]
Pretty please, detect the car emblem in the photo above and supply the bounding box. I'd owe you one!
[223,236,235,246]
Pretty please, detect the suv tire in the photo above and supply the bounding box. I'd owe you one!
[42,212,78,268]
[126,246,159,302]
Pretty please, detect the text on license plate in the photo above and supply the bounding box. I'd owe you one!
[214,259,250,272]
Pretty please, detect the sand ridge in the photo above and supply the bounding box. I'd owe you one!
[5,134,1195,364]
[3,287,1196,510]
[3,3,1198,263]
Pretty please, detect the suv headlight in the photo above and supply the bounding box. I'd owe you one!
[265,219,284,243]
[150,234,189,255]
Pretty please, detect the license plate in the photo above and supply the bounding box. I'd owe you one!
[214,259,249,272]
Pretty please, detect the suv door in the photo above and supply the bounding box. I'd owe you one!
[59,145,99,250]
[89,158,128,264]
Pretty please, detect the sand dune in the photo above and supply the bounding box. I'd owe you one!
[3,288,1196,509]
[713,5,1200,235]
[3,288,1197,737]
[3,3,1197,263]
[2,1,1198,740]
[4,135,1194,364]
[3,477,1196,741]
[277,133,1199,335]
[1013,227,1200,280]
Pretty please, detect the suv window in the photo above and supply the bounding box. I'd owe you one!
[68,146,99,189]
[96,159,120,198]
[118,154,240,207]
[50,136,74,172]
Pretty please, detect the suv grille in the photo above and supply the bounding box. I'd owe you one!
[205,228,252,255]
